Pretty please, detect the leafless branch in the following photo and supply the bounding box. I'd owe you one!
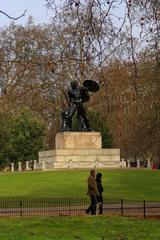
[0,9,27,20]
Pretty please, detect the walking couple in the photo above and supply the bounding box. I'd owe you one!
[85,169,103,215]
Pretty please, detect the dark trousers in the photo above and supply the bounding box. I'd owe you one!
[98,202,103,214]
[86,195,97,215]
[97,194,103,214]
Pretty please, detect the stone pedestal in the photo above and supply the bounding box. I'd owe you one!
[56,132,102,149]
[26,161,30,171]
[121,158,126,168]
[11,163,14,172]
[39,132,121,169]
[33,160,37,170]
[147,158,151,168]
[137,159,140,168]
[18,162,22,171]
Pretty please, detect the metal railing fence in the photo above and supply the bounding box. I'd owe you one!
[0,197,159,218]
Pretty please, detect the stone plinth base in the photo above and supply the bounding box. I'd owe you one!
[39,132,122,170]
[55,132,102,149]
[38,132,122,170]
[39,148,121,169]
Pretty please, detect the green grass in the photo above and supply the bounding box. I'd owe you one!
[0,169,160,240]
[0,215,160,240]
[0,169,160,200]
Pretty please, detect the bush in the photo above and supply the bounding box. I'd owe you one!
[0,108,44,169]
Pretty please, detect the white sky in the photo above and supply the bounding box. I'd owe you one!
[0,0,55,26]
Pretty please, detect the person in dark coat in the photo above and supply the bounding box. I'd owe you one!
[96,173,103,214]
[85,169,99,215]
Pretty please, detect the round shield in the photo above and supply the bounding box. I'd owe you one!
[83,79,100,92]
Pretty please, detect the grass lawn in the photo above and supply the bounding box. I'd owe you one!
[0,215,160,240]
[0,169,160,200]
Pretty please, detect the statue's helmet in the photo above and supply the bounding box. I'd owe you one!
[71,80,78,89]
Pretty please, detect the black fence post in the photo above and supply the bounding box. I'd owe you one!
[69,198,71,216]
[20,200,22,217]
[121,199,123,216]
[143,200,146,219]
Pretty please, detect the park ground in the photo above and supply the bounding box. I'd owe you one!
[0,215,160,240]
[0,168,160,200]
[0,168,160,240]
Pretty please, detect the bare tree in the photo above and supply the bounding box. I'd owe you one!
[0,0,159,158]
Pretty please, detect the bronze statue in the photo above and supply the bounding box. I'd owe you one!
[61,79,99,132]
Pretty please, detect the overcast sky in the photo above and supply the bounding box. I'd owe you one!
[0,0,140,38]
[0,0,54,27]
